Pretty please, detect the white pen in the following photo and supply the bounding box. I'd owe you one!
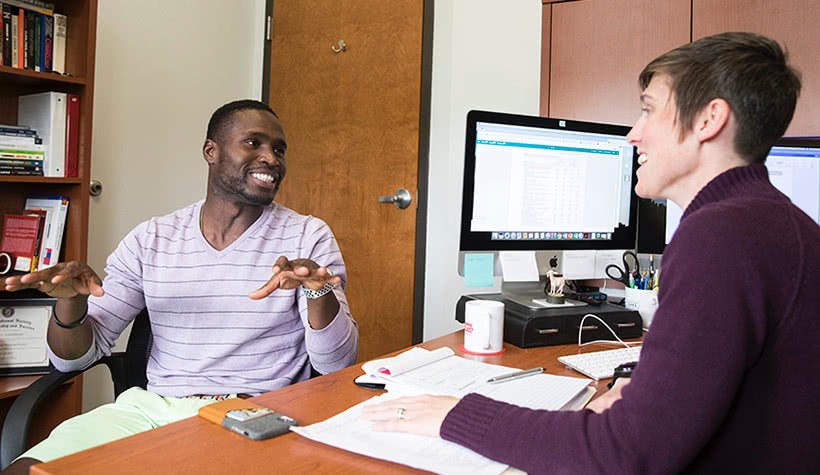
[486,367,544,384]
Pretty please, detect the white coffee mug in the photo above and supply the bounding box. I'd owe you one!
[463,300,505,355]
[624,287,659,329]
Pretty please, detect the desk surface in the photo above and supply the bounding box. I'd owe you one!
[32,332,619,475]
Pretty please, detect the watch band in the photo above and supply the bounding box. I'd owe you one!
[53,306,88,329]
[302,282,335,300]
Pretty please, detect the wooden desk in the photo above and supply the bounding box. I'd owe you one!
[31,332,617,475]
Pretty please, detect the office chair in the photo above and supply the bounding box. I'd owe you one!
[0,308,323,470]
[0,308,152,470]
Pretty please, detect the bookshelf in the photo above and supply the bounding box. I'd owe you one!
[0,0,97,455]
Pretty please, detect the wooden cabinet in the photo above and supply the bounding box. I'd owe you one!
[542,0,820,136]
[692,0,820,136]
[542,0,690,126]
[0,0,98,453]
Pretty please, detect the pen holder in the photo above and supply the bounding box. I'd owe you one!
[624,287,659,329]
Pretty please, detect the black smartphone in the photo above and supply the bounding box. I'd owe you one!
[221,407,298,441]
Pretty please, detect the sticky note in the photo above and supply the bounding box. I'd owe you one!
[463,253,494,288]
[561,250,596,279]
[498,251,539,282]
[594,250,625,279]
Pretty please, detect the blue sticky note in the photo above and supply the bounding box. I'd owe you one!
[464,253,494,288]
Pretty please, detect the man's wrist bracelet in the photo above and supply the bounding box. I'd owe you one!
[53,306,88,329]
[302,282,335,300]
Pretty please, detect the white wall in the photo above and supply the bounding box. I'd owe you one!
[423,0,543,341]
[83,0,266,412]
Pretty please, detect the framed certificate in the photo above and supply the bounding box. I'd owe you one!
[0,298,56,376]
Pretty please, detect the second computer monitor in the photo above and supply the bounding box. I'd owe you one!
[459,110,638,254]
[665,141,820,244]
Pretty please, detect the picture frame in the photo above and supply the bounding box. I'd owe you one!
[0,298,56,376]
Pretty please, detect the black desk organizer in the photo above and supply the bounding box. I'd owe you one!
[455,293,642,348]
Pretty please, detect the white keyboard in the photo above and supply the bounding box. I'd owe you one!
[558,346,641,380]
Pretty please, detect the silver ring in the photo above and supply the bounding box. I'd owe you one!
[396,407,406,420]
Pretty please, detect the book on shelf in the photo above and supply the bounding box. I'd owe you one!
[41,8,51,71]
[18,91,66,177]
[10,6,18,68]
[1,3,10,66]
[1,0,54,17]
[15,6,21,69]
[0,213,41,272]
[24,195,68,270]
[0,133,43,147]
[0,134,45,176]
[22,208,46,270]
[0,1,58,71]
[51,10,63,73]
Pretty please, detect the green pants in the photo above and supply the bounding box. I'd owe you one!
[19,387,232,464]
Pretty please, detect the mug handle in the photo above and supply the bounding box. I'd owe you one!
[0,252,11,275]
[482,310,491,349]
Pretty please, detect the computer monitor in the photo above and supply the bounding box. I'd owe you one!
[458,110,638,303]
[665,140,820,244]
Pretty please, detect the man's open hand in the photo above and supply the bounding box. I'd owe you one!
[2,261,104,299]
[249,257,341,299]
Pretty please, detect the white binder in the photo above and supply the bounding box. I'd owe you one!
[18,92,67,177]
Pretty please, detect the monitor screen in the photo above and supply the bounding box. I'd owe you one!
[665,141,820,243]
[459,110,638,252]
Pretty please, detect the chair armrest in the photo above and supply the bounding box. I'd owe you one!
[0,353,126,470]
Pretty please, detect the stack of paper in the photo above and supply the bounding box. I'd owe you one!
[291,347,594,474]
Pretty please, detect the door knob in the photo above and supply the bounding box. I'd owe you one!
[331,40,346,53]
[90,179,103,196]
[377,188,412,209]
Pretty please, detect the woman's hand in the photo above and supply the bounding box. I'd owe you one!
[361,395,461,437]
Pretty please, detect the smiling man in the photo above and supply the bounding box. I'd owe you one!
[362,33,820,474]
[2,100,358,472]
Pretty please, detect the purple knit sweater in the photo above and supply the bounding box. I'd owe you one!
[441,164,820,474]
[48,200,358,397]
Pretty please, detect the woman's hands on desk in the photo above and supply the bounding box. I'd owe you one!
[361,395,461,437]
[2,261,104,299]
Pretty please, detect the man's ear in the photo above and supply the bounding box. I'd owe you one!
[693,98,731,143]
[203,139,217,165]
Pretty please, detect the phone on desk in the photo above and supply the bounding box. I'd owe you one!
[221,408,298,441]
[198,398,298,441]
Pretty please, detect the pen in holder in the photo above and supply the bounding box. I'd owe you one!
[624,287,659,329]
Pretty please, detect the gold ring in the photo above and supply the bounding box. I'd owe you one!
[396,407,406,420]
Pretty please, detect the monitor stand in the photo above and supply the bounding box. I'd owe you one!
[501,279,588,310]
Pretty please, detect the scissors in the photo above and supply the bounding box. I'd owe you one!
[605,251,641,286]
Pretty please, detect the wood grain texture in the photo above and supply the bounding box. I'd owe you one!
[268,1,423,362]
[693,0,820,137]
[549,0,690,126]
[31,332,627,475]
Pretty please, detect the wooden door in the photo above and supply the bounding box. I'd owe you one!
[268,1,423,362]
[693,0,820,137]
[546,0,691,125]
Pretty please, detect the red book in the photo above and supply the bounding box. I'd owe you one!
[65,94,79,177]
[23,208,47,271]
[0,214,40,272]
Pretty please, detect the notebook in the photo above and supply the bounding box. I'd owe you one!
[291,347,594,475]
